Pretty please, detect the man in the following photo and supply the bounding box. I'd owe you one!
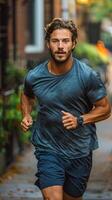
[20,18,111,200]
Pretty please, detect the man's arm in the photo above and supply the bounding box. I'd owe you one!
[62,96,111,129]
[82,96,111,125]
[20,92,35,132]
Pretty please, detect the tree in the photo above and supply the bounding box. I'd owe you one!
[89,0,112,22]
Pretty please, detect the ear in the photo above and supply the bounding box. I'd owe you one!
[72,41,76,50]
[47,41,50,49]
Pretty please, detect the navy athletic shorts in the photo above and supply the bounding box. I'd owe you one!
[34,151,92,198]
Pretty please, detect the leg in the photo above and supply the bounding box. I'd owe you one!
[63,192,83,200]
[42,185,63,200]
[63,153,92,200]
[34,151,65,200]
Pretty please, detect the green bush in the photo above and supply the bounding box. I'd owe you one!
[89,0,112,22]
[4,90,37,145]
[5,93,21,130]
[0,126,8,153]
[0,97,7,152]
[0,61,37,153]
[19,130,31,145]
[74,42,109,68]
[5,62,27,90]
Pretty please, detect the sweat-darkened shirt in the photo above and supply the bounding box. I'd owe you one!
[24,58,107,159]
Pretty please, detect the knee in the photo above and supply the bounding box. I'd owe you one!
[43,191,62,200]
[42,185,63,200]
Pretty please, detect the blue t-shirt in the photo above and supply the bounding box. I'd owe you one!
[24,58,107,159]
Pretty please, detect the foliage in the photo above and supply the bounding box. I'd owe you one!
[0,59,36,151]
[0,97,6,152]
[89,0,112,22]
[19,130,31,145]
[74,42,109,68]
[4,89,37,145]
[4,93,22,131]
[5,62,27,90]
[0,126,8,153]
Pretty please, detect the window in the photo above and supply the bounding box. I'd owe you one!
[25,0,44,53]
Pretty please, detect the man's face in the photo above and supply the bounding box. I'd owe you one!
[47,29,75,63]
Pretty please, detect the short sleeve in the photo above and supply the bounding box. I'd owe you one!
[87,70,107,103]
[23,75,35,98]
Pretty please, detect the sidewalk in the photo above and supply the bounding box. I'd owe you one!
[85,116,112,200]
[0,145,42,200]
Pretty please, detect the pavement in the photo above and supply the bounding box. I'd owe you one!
[0,146,42,200]
[0,116,112,200]
[85,116,112,200]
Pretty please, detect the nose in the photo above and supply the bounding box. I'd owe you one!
[58,40,63,48]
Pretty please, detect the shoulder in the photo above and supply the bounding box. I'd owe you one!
[74,58,97,83]
[74,58,101,90]
[25,60,48,83]
[75,58,94,76]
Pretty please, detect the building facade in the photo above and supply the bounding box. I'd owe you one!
[0,0,77,90]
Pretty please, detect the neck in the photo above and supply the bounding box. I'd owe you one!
[48,56,74,75]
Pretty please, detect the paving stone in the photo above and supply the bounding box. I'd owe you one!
[0,183,42,200]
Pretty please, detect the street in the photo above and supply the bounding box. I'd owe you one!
[0,116,112,200]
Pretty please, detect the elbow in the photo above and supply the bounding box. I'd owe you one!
[105,104,111,119]
[105,112,111,119]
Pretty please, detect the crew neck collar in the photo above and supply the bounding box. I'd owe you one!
[46,58,76,77]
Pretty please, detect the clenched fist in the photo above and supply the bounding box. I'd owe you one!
[21,114,33,132]
[61,111,78,130]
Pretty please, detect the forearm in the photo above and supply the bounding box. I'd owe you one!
[82,97,111,125]
[83,105,111,125]
[20,92,35,117]
[61,97,111,130]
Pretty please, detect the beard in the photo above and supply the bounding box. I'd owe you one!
[49,49,72,65]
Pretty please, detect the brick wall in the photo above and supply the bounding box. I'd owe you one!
[8,0,62,67]
[8,0,27,66]
[25,0,54,65]
[16,0,27,66]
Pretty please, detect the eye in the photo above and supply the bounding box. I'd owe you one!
[63,39,70,43]
[51,39,58,43]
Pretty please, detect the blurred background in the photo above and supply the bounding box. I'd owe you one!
[0,0,112,182]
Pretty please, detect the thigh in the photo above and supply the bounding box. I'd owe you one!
[64,153,92,198]
[35,152,65,190]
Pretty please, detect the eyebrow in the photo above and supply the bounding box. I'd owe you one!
[51,38,71,40]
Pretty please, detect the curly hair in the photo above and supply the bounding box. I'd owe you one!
[45,18,78,44]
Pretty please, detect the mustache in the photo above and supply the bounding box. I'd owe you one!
[55,51,66,54]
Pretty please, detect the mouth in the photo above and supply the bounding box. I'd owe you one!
[55,52,66,54]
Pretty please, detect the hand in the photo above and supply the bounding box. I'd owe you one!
[61,111,77,130]
[21,115,33,132]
